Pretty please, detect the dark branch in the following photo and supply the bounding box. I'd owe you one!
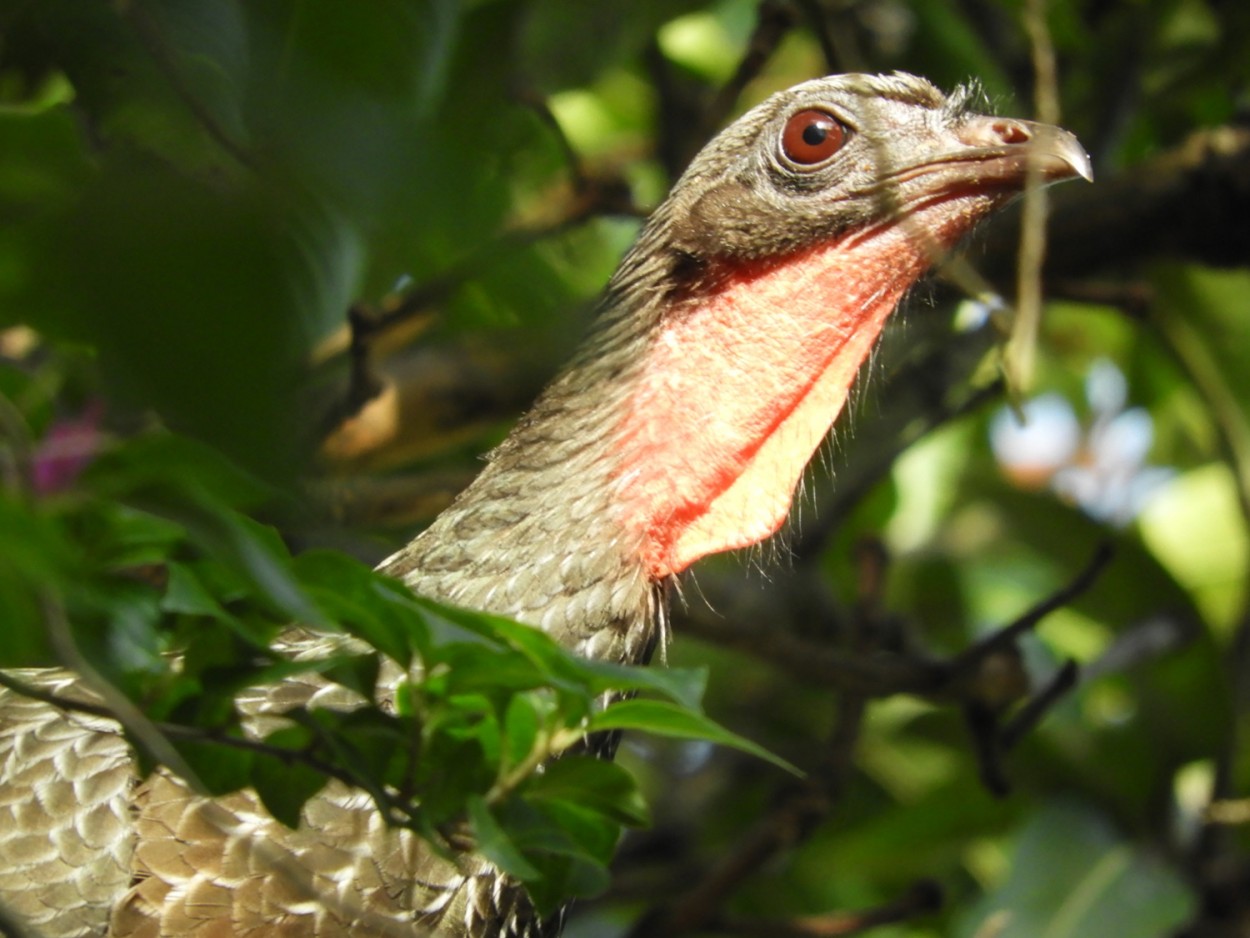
[703,1,796,136]
[1001,658,1080,751]
[954,542,1114,672]
[791,0,863,73]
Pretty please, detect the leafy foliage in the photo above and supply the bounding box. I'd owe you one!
[0,359,788,912]
[1,1,1249,936]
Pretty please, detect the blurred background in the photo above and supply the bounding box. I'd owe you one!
[1,0,1249,935]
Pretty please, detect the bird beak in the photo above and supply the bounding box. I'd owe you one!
[867,115,1092,216]
[951,115,1094,186]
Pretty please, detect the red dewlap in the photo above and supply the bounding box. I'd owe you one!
[613,199,991,579]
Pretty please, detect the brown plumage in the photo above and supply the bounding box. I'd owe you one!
[0,73,1089,938]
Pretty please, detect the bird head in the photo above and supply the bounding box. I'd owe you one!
[651,72,1089,272]
[605,73,1091,579]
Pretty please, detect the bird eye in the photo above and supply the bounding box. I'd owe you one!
[780,109,848,166]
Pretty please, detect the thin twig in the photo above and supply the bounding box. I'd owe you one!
[795,0,865,72]
[954,542,1114,671]
[964,700,1011,797]
[1001,658,1079,750]
[631,692,867,938]
[678,609,946,697]
[683,543,1111,704]
[634,557,892,937]
[518,90,590,192]
[702,0,795,136]
[1003,0,1060,393]
[378,196,634,335]
[313,181,644,428]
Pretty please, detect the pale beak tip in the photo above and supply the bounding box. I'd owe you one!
[1069,145,1095,184]
[1047,127,1094,184]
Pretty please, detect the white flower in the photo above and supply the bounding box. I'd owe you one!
[990,359,1174,526]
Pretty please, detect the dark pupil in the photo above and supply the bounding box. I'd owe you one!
[802,122,828,146]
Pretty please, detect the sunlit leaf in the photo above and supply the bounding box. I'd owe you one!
[589,699,801,777]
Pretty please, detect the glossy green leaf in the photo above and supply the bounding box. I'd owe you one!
[588,699,801,777]
[525,756,649,828]
[468,795,541,882]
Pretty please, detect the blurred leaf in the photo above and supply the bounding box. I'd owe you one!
[163,561,231,619]
[294,549,426,668]
[1139,463,1248,631]
[173,736,252,796]
[520,0,703,92]
[503,691,543,773]
[956,802,1194,938]
[252,726,329,829]
[39,166,306,473]
[468,794,541,881]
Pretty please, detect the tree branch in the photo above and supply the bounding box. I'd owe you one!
[702,1,795,136]
[953,542,1114,673]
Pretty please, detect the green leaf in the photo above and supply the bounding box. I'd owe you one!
[432,643,578,703]
[467,795,541,881]
[502,692,543,773]
[83,434,273,511]
[532,799,621,865]
[443,693,503,770]
[252,726,331,829]
[576,661,709,711]
[422,603,593,696]
[956,803,1194,938]
[419,597,708,709]
[0,493,76,585]
[163,561,228,618]
[588,699,802,777]
[524,756,649,828]
[319,654,381,702]
[75,502,186,570]
[171,737,253,796]
[490,799,616,912]
[294,549,424,667]
[306,707,412,786]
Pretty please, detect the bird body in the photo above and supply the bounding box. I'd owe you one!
[0,73,1089,938]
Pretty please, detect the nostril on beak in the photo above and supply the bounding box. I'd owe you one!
[956,114,1094,183]
[958,115,1038,148]
[993,119,1031,145]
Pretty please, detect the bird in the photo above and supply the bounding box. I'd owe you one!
[0,73,1090,938]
